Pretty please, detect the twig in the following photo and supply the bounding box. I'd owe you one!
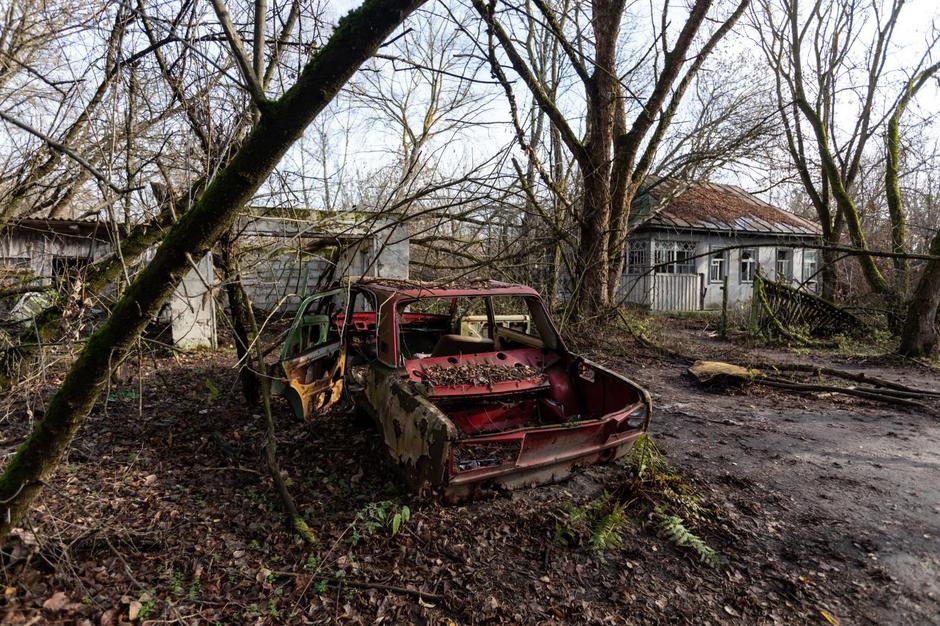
[0,111,137,194]
[334,578,442,603]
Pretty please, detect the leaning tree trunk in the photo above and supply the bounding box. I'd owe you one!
[0,0,425,539]
[898,229,940,358]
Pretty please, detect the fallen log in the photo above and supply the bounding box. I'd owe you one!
[750,362,940,396]
[687,360,938,414]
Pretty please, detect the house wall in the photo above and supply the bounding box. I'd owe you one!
[692,233,815,311]
[622,231,818,311]
[236,216,410,313]
[0,226,111,280]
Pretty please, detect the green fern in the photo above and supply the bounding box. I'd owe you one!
[589,504,628,552]
[627,434,669,481]
[555,492,623,550]
[655,508,719,567]
[663,486,707,522]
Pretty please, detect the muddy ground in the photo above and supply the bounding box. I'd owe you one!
[1,320,938,625]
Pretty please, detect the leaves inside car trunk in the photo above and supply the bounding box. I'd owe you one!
[417,362,544,387]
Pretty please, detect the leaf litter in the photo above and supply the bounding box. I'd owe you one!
[0,336,934,624]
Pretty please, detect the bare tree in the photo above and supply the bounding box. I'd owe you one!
[474,0,751,315]
[755,0,940,347]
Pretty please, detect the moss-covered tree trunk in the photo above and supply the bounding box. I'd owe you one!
[898,229,940,358]
[0,0,425,539]
[884,61,940,334]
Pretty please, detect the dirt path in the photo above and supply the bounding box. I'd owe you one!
[1,340,938,624]
[626,358,940,625]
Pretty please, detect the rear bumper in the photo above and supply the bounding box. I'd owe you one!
[443,409,646,502]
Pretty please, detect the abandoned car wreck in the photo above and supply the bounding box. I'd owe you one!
[274,279,652,500]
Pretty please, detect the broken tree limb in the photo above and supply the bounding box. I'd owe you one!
[758,378,931,412]
[688,360,938,414]
[748,362,940,395]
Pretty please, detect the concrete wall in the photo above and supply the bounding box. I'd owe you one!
[236,214,410,313]
[2,215,411,347]
[168,253,217,349]
[370,220,410,278]
[0,226,111,280]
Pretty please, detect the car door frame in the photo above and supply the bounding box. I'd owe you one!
[274,287,348,419]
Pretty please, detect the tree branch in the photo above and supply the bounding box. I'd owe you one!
[472,0,586,163]
[210,0,268,107]
[0,111,136,195]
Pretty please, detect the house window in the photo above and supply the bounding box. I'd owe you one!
[740,249,757,283]
[708,247,728,283]
[775,248,792,282]
[802,250,818,289]
[654,241,696,274]
[626,240,649,274]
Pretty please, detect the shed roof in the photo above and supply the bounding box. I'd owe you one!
[631,180,820,237]
[4,217,116,239]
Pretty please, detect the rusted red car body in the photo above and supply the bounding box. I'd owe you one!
[274,279,651,501]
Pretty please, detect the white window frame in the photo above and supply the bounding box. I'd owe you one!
[708,246,728,283]
[802,249,819,289]
[739,248,757,284]
[626,240,650,275]
[654,240,696,274]
[775,248,793,282]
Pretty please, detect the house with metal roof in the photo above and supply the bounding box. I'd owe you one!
[621,180,822,312]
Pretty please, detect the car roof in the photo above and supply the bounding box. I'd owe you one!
[342,277,541,299]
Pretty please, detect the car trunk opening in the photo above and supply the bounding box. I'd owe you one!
[404,347,648,437]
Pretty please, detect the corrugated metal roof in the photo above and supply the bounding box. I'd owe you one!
[631,179,821,237]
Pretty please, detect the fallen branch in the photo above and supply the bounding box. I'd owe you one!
[248,301,317,544]
[688,360,938,414]
[758,378,931,411]
[751,362,940,396]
